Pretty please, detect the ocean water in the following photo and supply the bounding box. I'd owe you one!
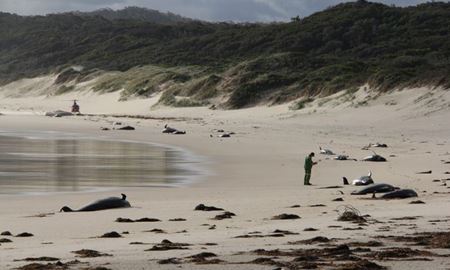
[0,131,203,194]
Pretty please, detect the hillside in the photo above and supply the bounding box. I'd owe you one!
[0,1,449,109]
[71,6,194,24]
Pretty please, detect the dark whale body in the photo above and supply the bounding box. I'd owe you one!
[362,154,387,162]
[351,183,396,195]
[381,189,418,199]
[60,194,131,212]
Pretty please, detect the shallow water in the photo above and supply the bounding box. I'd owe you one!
[0,131,201,194]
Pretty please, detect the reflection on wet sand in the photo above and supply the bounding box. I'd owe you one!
[0,135,197,194]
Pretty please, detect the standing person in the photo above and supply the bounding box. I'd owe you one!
[304,152,317,185]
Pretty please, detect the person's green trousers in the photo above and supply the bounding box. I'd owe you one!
[304,169,311,185]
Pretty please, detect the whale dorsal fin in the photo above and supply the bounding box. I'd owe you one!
[368,171,372,177]
[121,193,127,200]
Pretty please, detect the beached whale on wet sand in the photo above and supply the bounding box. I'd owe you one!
[60,194,131,212]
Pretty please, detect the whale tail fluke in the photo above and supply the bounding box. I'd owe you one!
[121,193,127,200]
[60,206,73,212]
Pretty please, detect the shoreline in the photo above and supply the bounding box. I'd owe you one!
[0,127,210,196]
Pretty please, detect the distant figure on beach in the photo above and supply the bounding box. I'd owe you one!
[71,100,80,113]
[304,152,317,185]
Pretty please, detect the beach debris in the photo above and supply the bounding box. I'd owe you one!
[351,183,395,195]
[410,200,425,204]
[45,110,72,117]
[319,146,335,155]
[115,217,161,223]
[318,186,343,189]
[15,257,60,262]
[169,218,187,222]
[337,205,367,223]
[25,212,55,218]
[115,125,135,130]
[273,229,299,235]
[162,124,186,135]
[115,217,134,223]
[271,213,300,220]
[288,236,332,245]
[143,228,166,234]
[367,247,435,260]
[99,231,122,238]
[333,198,344,202]
[100,127,110,131]
[416,170,432,174]
[381,189,418,199]
[14,261,68,270]
[0,238,12,243]
[362,151,387,162]
[208,225,216,230]
[157,258,181,264]
[235,233,284,238]
[1,231,12,236]
[352,171,374,186]
[187,252,222,264]
[213,211,236,220]
[290,236,331,245]
[72,249,112,258]
[135,217,161,222]
[347,241,383,247]
[194,204,224,211]
[16,232,34,237]
[337,259,387,270]
[146,239,190,251]
[309,204,326,207]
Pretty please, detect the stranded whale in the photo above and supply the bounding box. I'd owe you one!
[60,193,131,212]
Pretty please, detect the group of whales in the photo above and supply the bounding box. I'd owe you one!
[343,171,418,199]
[58,172,416,213]
[319,147,386,162]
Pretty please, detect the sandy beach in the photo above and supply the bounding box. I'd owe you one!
[1,86,450,269]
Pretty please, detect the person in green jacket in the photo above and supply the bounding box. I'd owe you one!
[304,152,317,185]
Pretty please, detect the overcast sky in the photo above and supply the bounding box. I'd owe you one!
[0,0,444,22]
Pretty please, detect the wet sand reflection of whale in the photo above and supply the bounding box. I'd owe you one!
[60,194,131,212]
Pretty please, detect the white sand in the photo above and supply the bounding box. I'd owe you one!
[0,85,450,269]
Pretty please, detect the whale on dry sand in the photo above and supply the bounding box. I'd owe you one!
[351,183,396,195]
[381,189,418,199]
[319,146,335,155]
[353,171,374,186]
[60,194,131,212]
[362,151,387,162]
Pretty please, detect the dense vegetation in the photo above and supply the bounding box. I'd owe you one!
[71,6,194,24]
[0,1,449,109]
